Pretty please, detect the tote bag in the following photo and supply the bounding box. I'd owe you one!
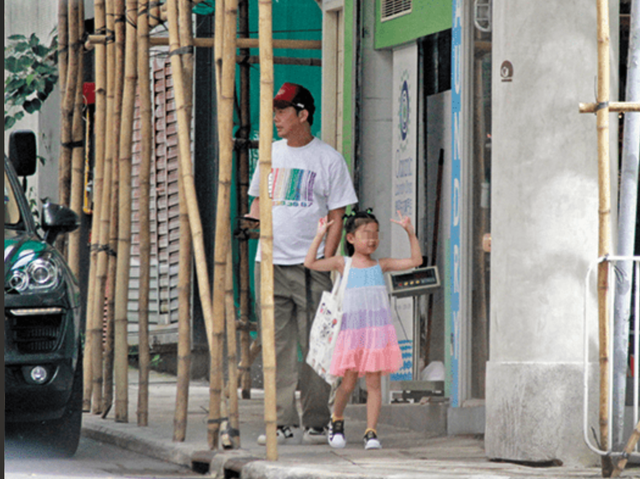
[306,257,352,384]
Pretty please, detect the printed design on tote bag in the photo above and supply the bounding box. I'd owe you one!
[268,168,316,207]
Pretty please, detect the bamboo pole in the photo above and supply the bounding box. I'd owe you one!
[596,0,613,475]
[137,0,153,428]
[165,0,217,448]
[58,0,69,99]
[68,0,85,291]
[71,0,90,412]
[89,34,322,51]
[611,420,640,477]
[102,164,120,417]
[236,55,321,67]
[214,0,224,91]
[580,101,640,113]
[237,0,253,400]
[164,1,215,356]
[113,0,138,423]
[86,0,108,415]
[258,0,277,461]
[58,0,79,216]
[98,0,124,417]
[208,0,238,451]
[147,0,161,28]
[225,248,241,448]
[172,0,195,442]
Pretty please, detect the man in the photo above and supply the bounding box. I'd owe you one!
[248,82,358,445]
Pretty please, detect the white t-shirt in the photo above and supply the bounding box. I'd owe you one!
[248,137,358,264]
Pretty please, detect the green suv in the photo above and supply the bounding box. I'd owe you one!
[4,130,83,456]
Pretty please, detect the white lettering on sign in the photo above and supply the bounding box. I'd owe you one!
[453,111,462,162]
[453,243,460,294]
[453,178,460,227]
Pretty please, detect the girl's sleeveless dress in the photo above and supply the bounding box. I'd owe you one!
[329,261,402,377]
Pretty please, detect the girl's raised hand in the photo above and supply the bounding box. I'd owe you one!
[316,216,334,237]
[390,210,415,235]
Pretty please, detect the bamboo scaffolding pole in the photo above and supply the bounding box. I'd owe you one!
[596,0,612,474]
[236,55,321,67]
[102,164,120,417]
[164,0,215,356]
[99,0,125,417]
[237,0,253,400]
[113,0,139,423]
[89,34,322,51]
[86,0,108,415]
[137,0,153,428]
[68,0,85,288]
[258,0,277,461]
[611,420,640,477]
[74,0,92,412]
[165,0,217,448]
[214,0,224,92]
[58,0,69,99]
[58,0,80,216]
[209,0,238,451]
[147,0,162,28]
[225,248,240,448]
[580,101,640,113]
[172,0,195,442]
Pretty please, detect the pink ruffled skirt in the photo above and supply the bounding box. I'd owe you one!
[329,282,402,377]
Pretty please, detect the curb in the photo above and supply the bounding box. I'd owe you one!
[81,422,210,469]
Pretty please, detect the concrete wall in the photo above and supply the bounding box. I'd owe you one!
[358,1,394,256]
[4,1,62,205]
[486,0,618,466]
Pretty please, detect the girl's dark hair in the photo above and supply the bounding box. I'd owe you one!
[343,208,379,256]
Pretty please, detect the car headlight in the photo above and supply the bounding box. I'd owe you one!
[6,252,63,293]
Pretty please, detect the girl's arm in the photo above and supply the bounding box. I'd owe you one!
[380,211,423,273]
[304,217,345,273]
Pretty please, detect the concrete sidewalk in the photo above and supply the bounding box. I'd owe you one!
[81,368,630,478]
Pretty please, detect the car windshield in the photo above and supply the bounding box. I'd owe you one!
[4,171,23,228]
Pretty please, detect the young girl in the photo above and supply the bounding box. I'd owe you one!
[304,209,422,450]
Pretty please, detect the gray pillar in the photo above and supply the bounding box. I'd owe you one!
[486,0,618,467]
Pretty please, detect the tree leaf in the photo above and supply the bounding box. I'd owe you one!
[5,57,21,73]
[4,116,16,131]
[8,34,27,41]
[23,98,42,114]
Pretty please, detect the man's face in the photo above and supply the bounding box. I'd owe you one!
[273,106,303,139]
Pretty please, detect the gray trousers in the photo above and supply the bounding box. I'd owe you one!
[254,262,332,429]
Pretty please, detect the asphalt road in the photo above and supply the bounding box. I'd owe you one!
[4,425,204,479]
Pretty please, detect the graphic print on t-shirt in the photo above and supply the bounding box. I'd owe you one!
[268,167,316,207]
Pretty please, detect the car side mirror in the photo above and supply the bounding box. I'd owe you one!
[9,130,37,177]
[42,202,80,244]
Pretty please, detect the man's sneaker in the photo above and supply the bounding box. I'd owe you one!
[328,418,346,449]
[302,426,328,445]
[257,425,300,445]
[363,430,382,450]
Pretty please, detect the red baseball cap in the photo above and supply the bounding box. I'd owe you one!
[273,82,315,117]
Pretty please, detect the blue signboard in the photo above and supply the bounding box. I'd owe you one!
[449,0,462,407]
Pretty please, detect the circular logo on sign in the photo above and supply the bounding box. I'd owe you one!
[500,60,513,82]
[398,71,411,151]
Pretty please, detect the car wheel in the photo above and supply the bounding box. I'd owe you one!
[45,353,83,457]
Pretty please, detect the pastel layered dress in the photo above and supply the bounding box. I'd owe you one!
[329,260,402,377]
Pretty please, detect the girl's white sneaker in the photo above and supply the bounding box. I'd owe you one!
[363,430,382,450]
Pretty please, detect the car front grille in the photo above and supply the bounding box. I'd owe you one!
[7,312,64,354]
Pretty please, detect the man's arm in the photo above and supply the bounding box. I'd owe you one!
[247,197,260,219]
[323,207,345,257]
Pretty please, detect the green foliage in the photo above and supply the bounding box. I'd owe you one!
[4,32,58,131]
